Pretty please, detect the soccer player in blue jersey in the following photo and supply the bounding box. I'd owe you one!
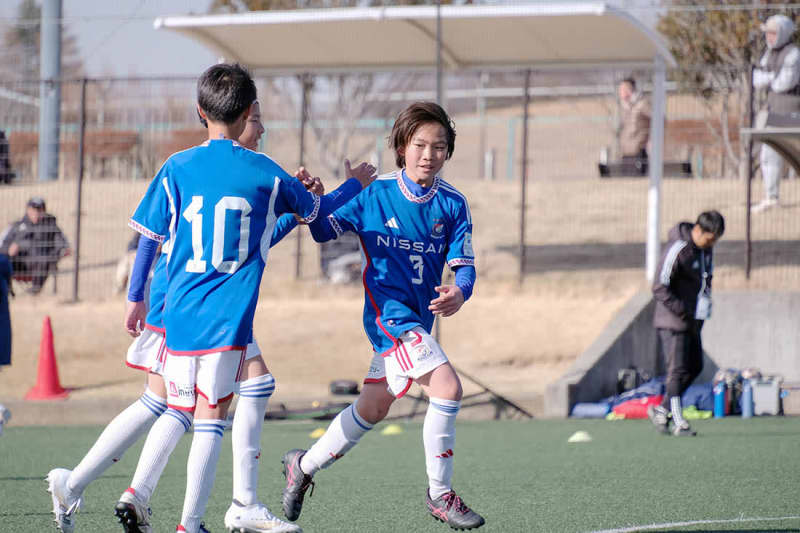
[44,99,344,533]
[280,102,484,530]
[115,64,375,533]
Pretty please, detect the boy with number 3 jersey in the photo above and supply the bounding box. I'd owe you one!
[281,102,484,530]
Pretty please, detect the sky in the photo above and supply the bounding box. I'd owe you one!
[0,0,218,77]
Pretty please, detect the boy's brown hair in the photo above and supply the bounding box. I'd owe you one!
[389,102,456,169]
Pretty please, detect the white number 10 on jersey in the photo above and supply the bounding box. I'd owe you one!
[182,195,252,274]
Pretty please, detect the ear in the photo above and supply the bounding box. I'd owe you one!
[196,105,208,121]
[397,145,406,158]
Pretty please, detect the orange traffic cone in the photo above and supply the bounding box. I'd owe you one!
[25,316,69,400]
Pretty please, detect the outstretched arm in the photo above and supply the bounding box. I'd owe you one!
[308,160,375,242]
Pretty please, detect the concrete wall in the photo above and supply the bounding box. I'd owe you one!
[545,290,800,418]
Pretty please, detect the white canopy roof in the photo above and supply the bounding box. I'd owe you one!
[154,3,675,73]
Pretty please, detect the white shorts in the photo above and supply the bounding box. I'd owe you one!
[126,328,167,375]
[126,332,259,377]
[163,349,246,411]
[364,327,449,398]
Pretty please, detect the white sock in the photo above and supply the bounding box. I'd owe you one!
[232,373,275,505]
[300,400,373,475]
[180,420,225,533]
[670,396,686,426]
[129,408,193,503]
[424,397,460,500]
[67,388,166,497]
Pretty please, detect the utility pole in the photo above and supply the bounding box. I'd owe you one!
[38,0,62,181]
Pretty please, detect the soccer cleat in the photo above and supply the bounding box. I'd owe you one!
[115,488,153,533]
[426,489,485,530]
[281,449,315,521]
[672,421,697,437]
[224,500,302,532]
[647,405,671,434]
[46,468,83,533]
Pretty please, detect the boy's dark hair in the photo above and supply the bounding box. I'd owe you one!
[389,102,456,168]
[621,77,636,90]
[696,210,725,237]
[197,63,257,125]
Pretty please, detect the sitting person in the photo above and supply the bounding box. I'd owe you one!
[0,197,71,294]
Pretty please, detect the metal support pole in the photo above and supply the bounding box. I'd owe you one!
[295,74,310,280]
[646,57,666,283]
[72,78,87,303]
[436,0,443,106]
[745,64,754,280]
[519,69,531,286]
[38,0,62,182]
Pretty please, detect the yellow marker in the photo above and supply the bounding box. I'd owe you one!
[309,428,326,439]
[311,400,321,408]
[381,423,404,435]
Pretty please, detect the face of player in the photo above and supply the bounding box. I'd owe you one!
[400,122,448,186]
[239,101,264,151]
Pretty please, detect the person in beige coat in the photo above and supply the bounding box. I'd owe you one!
[618,77,651,175]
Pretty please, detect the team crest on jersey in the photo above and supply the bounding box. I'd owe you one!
[430,219,446,239]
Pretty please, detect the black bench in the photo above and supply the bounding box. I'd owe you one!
[598,161,692,178]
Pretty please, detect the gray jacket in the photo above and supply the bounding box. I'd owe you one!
[652,222,713,332]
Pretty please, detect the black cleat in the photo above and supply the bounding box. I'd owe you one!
[114,489,152,533]
[281,449,315,521]
[647,405,671,434]
[426,490,485,530]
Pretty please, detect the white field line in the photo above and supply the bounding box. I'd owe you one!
[587,515,800,533]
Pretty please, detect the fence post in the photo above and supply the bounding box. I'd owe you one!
[519,69,531,286]
[72,78,87,303]
[295,73,311,280]
[745,64,754,280]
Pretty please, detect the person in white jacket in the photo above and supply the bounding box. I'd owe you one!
[753,14,800,212]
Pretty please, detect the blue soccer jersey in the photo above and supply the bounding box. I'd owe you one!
[130,139,331,354]
[327,170,474,354]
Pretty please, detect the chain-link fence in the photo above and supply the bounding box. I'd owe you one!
[1,67,798,301]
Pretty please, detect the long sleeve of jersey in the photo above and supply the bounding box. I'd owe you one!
[127,235,159,302]
[275,177,364,245]
[454,264,476,301]
[652,241,688,320]
[307,178,364,242]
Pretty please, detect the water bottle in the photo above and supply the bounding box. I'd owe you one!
[741,379,754,419]
[713,382,726,418]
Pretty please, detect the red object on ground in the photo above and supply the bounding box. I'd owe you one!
[611,395,663,419]
[25,316,69,400]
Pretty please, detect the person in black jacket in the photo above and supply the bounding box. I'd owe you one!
[0,197,71,294]
[648,210,725,436]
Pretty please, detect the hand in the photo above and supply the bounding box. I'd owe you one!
[428,285,465,317]
[124,300,147,337]
[8,242,18,256]
[345,159,376,189]
[295,167,325,195]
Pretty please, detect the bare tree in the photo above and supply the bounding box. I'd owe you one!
[658,0,800,178]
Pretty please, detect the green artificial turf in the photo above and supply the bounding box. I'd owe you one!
[1,417,799,532]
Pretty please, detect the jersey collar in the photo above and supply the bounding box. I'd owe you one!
[397,170,440,204]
